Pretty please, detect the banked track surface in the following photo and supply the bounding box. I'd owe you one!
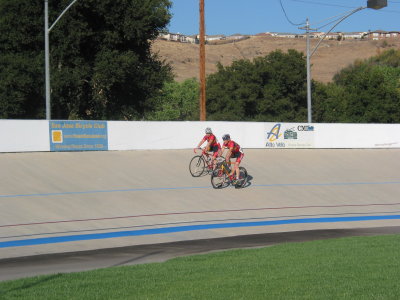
[0,149,400,280]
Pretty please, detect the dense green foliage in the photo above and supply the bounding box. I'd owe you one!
[313,49,400,123]
[146,78,199,120]
[206,49,308,122]
[1,234,400,299]
[0,0,172,120]
[205,48,400,123]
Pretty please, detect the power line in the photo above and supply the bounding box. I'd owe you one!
[289,0,400,14]
[311,7,361,26]
[279,0,306,26]
[315,16,352,31]
[289,0,356,9]
[290,0,400,14]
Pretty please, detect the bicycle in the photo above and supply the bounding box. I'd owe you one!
[211,157,248,189]
[189,150,214,177]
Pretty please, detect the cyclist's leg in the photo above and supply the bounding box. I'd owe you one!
[212,153,217,170]
[211,144,220,170]
[233,161,239,180]
[211,145,219,170]
[203,151,213,171]
[228,160,234,178]
[235,152,244,180]
[229,152,239,179]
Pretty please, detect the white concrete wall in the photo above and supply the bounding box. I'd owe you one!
[0,120,399,152]
[0,120,49,152]
[107,121,265,150]
[315,123,400,148]
[108,121,400,150]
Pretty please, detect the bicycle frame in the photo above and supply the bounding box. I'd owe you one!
[215,160,234,180]
[201,150,215,170]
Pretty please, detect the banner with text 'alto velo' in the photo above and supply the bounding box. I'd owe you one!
[265,123,315,148]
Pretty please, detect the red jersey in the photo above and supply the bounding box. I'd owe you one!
[226,140,240,153]
[203,134,218,147]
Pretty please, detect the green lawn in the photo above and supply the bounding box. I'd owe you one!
[1,234,400,299]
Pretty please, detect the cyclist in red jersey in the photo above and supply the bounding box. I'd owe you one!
[194,127,221,169]
[221,134,244,183]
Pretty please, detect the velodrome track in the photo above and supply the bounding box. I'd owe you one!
[1,149,400,280]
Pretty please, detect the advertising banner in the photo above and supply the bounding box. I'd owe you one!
[49,120,108,151]
[265,123,315,148]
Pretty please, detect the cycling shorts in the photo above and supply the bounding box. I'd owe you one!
[210,144,221,158]
[231,151,244,163]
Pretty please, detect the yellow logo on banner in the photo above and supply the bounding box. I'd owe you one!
[267,124,282,142]
[52,130,63,143]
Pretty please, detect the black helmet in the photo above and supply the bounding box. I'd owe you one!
[222,134,230,141]
[205,127,212,134]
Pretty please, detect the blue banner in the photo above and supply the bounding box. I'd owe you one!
[49,121,108,151]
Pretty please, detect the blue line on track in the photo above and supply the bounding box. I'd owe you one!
[1,215,399,248]
[0,186,210,198]
[1,181,400,198]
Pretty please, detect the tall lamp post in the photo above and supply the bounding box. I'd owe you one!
[300,0,387,123]
[44,0,78,120]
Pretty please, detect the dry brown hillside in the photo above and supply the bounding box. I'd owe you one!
[151,36,400,83]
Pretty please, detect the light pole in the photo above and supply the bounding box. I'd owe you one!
[199,0,206,121]
[299,0,387,123]
[44,0,78,120]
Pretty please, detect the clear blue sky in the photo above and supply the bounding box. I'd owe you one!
[167,0,400,35]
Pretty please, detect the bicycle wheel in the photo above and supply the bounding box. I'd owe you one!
[236,167,248,188]
[211,168,228,189]
[189,155,205,177]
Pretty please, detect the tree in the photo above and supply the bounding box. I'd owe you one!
[0,0,173,120]
[313,49,400,123]
[312,81,348,123]
[0,1,45,118]
[146,78,199,121]
[206,49,308,122]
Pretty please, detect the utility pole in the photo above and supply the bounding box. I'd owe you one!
[298,18,314,124]
[199,0,206,121]
[306,19,312,124]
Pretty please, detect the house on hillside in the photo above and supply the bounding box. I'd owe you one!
[297,31,365,40]
[158,33,171,40]
[227,34,246,40]
[206,34,225,42]
[256,32,273,37]
[170,33,186,42]
[325,32,341,40]
[365,30,400,40]
[312,32,325,38]
[158,32,189,43]
[343,32,366,39]
[186,35,198,44]
[295,32,324,39]
[275,32,296,38]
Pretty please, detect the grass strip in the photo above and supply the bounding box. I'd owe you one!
[0,234,399,299]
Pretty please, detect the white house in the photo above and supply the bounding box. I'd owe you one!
[343,32,366,39]
[206,35,225,41]
[366,30,400,40]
